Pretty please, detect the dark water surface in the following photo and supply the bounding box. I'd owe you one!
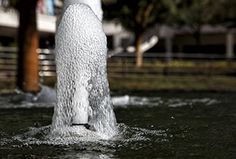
[0,92,236,158]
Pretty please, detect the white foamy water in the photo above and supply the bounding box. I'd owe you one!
[8,123,166,146]
[0,92,219,109]
[112,95,162,107]
[51,2,117,139]
[63,0,103,21]
[111,95,219,108]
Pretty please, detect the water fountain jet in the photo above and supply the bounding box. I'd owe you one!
[50,0,117,140]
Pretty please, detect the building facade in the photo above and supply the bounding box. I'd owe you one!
[0,0,235,59]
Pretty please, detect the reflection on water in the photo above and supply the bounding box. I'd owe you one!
[0,91,236,158]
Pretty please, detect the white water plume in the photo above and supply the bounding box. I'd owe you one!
[51,1,117,139]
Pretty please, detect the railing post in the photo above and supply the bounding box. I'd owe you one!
[226,30,234,60]
[165,37,173,62]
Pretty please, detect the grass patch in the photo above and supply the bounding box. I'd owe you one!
[109,75,236,92]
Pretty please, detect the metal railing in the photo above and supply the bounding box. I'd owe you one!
[0,47,235,82]
[108,53,236,77]
[0,47,17,81]
[37,48,56,77]
[0,47,56,82]
[110,52,235,60]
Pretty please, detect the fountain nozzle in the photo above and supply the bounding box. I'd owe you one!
[71,123,91,129]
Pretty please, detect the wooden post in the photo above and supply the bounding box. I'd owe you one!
[17,0,40,93]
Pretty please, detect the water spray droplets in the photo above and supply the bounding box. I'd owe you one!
[51,3,117,139]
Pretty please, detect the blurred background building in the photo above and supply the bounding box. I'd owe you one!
[0,0,59,48]
[0,0,128,51]
[0,0,235,59]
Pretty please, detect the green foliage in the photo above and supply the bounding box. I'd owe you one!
[104,0,236,32]
[215,0,236,26]
[103,0,177,34]
[171,0,236,29]
[174,0,221,29]
[8,0,19,9]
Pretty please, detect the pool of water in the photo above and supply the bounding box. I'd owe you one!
[0,91,236,158]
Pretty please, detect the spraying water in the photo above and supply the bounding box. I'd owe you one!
[51,0,117,139]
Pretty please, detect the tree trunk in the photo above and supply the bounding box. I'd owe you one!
[17,0,40,93]
[135,33,143,67]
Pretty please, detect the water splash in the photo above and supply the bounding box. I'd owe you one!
[112,95,219,108]
[51,3,117,139]
[4,123,166,147]
[0,123,166,158]
[0,93,219,109]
